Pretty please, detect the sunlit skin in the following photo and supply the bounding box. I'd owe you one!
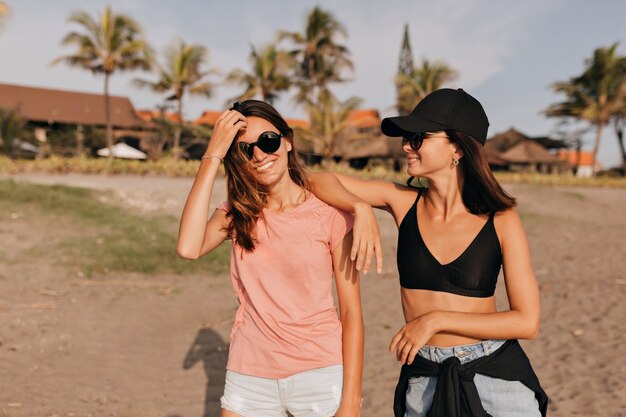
[310,130,541,365]
[177,108,364,417]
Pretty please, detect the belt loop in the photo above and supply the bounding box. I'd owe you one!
[481,340,490,356]
[429,346,436,362]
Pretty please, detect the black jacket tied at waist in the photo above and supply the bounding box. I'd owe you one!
[393,339,548,417]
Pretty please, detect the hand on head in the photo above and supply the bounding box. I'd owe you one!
[203,107,247,160]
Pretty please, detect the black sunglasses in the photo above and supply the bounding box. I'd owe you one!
[402,131,429,151]
[238,131,283,160]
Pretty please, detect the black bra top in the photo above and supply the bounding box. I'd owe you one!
[397,189,502,297]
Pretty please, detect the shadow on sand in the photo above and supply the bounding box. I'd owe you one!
[177,327,229,417]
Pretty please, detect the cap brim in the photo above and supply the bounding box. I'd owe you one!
[381,115,448,137]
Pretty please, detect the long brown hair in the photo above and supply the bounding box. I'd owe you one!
[446,129,516,214]
[222,100,310,251]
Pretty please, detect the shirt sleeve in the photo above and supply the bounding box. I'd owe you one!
[328,207,355,252]
[216,201,230,213]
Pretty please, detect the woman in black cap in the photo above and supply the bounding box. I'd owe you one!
[310,88,548,417]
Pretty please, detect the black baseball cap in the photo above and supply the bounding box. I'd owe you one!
[381,88,490,145]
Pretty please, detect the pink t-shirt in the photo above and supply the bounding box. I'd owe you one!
[217,194,354,379]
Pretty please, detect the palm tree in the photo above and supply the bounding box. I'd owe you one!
[279,6,353,107]
[135,38,216,160]
[226,43,292,105]
[300,90,363,161]
[53,6,152,157]
[546,43,626,172]
[396,58,458,113]
[613,98,626,174]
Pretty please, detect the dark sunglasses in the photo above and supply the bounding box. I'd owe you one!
[402,131,429,151]
[238,131,283,160]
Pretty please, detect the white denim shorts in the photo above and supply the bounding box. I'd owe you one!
[220,365,343,417]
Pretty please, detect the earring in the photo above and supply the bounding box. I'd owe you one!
[453,158,459,166]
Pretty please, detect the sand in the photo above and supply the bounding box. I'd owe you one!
[0,173,624,417]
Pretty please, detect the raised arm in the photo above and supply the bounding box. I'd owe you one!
[389,209,541,364]
[309,172,417,274]
[332,231,363,417]
[176,109,246,259]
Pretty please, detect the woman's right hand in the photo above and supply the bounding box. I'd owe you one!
[203,109,247,159]
[352,202,383,274]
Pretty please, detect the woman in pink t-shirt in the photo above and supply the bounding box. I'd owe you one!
[177,100,363,417]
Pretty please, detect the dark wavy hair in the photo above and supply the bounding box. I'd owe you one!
[222,100,310,251]
[408,129,516,214]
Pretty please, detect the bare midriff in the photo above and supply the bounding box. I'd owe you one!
[401,288,497,347]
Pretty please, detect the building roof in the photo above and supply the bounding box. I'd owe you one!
[500,139,560,164]
[194,110,222,126]
[136,109,181,123]
[285,118,310,129]
[346,109,381,129]
[0,83,146,129]
[485,127,566,152]
[557,150,596,167]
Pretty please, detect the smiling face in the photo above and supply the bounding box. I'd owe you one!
[236,116,293,186]
[403,131,463,178]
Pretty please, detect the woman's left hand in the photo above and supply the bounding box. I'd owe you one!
[389,313,439,365]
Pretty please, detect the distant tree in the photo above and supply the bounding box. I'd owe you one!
[546,42,626,173]
[396,58,457,113]
[226,43,292,105]
[0,107,25,157]
[299,90,363,162]
[53,6,152,157]
[135,38,216,160]
[279,6,353,107]
[396,24,416,115]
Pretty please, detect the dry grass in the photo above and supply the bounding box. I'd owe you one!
[2,155,625,187]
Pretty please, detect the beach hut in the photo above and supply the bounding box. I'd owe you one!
[0,82,149,155]
[485,128,567,173]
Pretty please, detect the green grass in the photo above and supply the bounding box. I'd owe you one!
[0,179,229,278]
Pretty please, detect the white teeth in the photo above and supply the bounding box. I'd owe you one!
[257,161,274,171]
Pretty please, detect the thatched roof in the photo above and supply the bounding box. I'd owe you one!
[500,140,560,164]
[0,83,146,129]
[483,147,509,167]
[485,127,566,152]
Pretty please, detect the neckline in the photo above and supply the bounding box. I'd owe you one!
[414,198,492,267]
[263,191,314,216]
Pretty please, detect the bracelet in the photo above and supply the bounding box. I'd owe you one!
[201,154,223,161]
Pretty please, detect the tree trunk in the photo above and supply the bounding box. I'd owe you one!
[104,73,113,159]
[615,120,626,176]
[591,123,604,175]
[75,124,85,157]
[173,96,183,161]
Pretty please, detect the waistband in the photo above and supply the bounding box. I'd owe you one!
[418,339,506,364]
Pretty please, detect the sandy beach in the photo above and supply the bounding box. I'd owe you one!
[0,173,625,417]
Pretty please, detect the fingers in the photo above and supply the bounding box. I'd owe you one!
[406,346,420,365]
[375,239,383,274]
[389,330,403,352]
[350,236,360,264]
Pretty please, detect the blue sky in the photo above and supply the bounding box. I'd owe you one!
[0,0,625,167]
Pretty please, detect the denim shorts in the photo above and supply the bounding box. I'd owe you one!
[221,365,343,417]
[405,340,541,417]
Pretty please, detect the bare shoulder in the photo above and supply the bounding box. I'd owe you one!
[493,208,527,244]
